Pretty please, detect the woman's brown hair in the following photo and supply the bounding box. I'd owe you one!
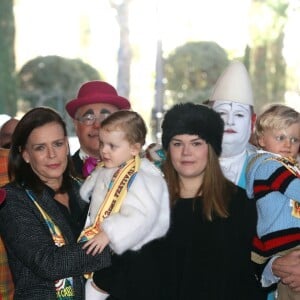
[8,107,76,195]
[162,144,236,221]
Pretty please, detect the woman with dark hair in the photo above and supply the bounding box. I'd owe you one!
[0,107,110,300]
[160,102,266,300]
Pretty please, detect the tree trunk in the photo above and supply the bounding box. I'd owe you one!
[111,0,132,98]
[0,0,17,116]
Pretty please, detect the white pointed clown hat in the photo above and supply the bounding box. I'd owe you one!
[209,61,254,106]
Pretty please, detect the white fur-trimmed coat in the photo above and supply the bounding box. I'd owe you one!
[80,158,170,255]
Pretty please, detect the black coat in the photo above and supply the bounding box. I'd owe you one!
[72,150,84,179]
[0,181,111,300]
[93,187,267,300]
[163,187,267,300]
[93,238,165,300]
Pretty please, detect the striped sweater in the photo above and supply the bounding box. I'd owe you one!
[246,150,300,264]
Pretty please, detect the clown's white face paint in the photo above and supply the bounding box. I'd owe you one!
[213,101,252,157]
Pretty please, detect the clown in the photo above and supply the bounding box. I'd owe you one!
[65,81,131,178]
[209,61,256,188]
[209,61,276,300]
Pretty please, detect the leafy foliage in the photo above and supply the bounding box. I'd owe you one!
[18,55,101,113]
[164,41,229,106]
[17,55,101,135]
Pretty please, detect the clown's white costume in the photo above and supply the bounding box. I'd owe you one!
[209,61,257,189]
[210,61,274,300]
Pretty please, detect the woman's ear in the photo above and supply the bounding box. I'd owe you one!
[65,137,70,155]
[22,150,30,163]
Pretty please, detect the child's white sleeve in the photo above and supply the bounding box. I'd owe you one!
[101,167,169,254]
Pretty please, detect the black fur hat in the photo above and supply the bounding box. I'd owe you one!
[161,102,224,156]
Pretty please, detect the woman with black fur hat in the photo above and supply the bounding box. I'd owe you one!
[160,102,267,300]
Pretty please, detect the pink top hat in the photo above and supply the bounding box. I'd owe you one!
[66,81,131,118]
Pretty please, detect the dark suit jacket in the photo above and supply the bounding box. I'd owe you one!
[72,150,84,179]
[0,180,111,300]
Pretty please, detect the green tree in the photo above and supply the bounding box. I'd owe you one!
[164,41,229,106]
[0,0,17,116]
[248,0,289,111]
[18,55,101,134]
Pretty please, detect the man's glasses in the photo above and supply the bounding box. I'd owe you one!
[76,113,110,126]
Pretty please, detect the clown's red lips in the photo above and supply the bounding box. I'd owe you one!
[225,129,237,133]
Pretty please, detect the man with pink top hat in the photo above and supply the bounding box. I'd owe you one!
[66,81,131,178]
[208,61,257,189]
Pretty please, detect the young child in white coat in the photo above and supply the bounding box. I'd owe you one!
[78,110,170,299]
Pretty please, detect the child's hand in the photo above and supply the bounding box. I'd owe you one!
[82,231,110,256]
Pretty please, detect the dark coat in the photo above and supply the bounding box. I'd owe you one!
[0,181,111,300]
[93,187,267,300]
[163,187,267,300]
[93,238,165,300]
[72,150,84,179]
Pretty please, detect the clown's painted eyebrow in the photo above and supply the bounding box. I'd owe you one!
[80,108,112,116]
[214,102,250,112]
[80,108,94,116]
[100,108,112,114]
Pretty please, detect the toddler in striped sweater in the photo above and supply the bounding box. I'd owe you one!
[246,104,300,300]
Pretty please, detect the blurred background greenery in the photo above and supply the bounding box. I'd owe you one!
[1,0,299,142]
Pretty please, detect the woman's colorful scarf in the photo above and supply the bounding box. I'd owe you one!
[26,190,75,300]
[78,155,140,243]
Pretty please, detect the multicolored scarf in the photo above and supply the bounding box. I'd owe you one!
[26,190,75,300]
[78,155,140,243]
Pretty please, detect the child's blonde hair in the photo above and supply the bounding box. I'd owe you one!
[255,104,300,143]
[100,110,147,146]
